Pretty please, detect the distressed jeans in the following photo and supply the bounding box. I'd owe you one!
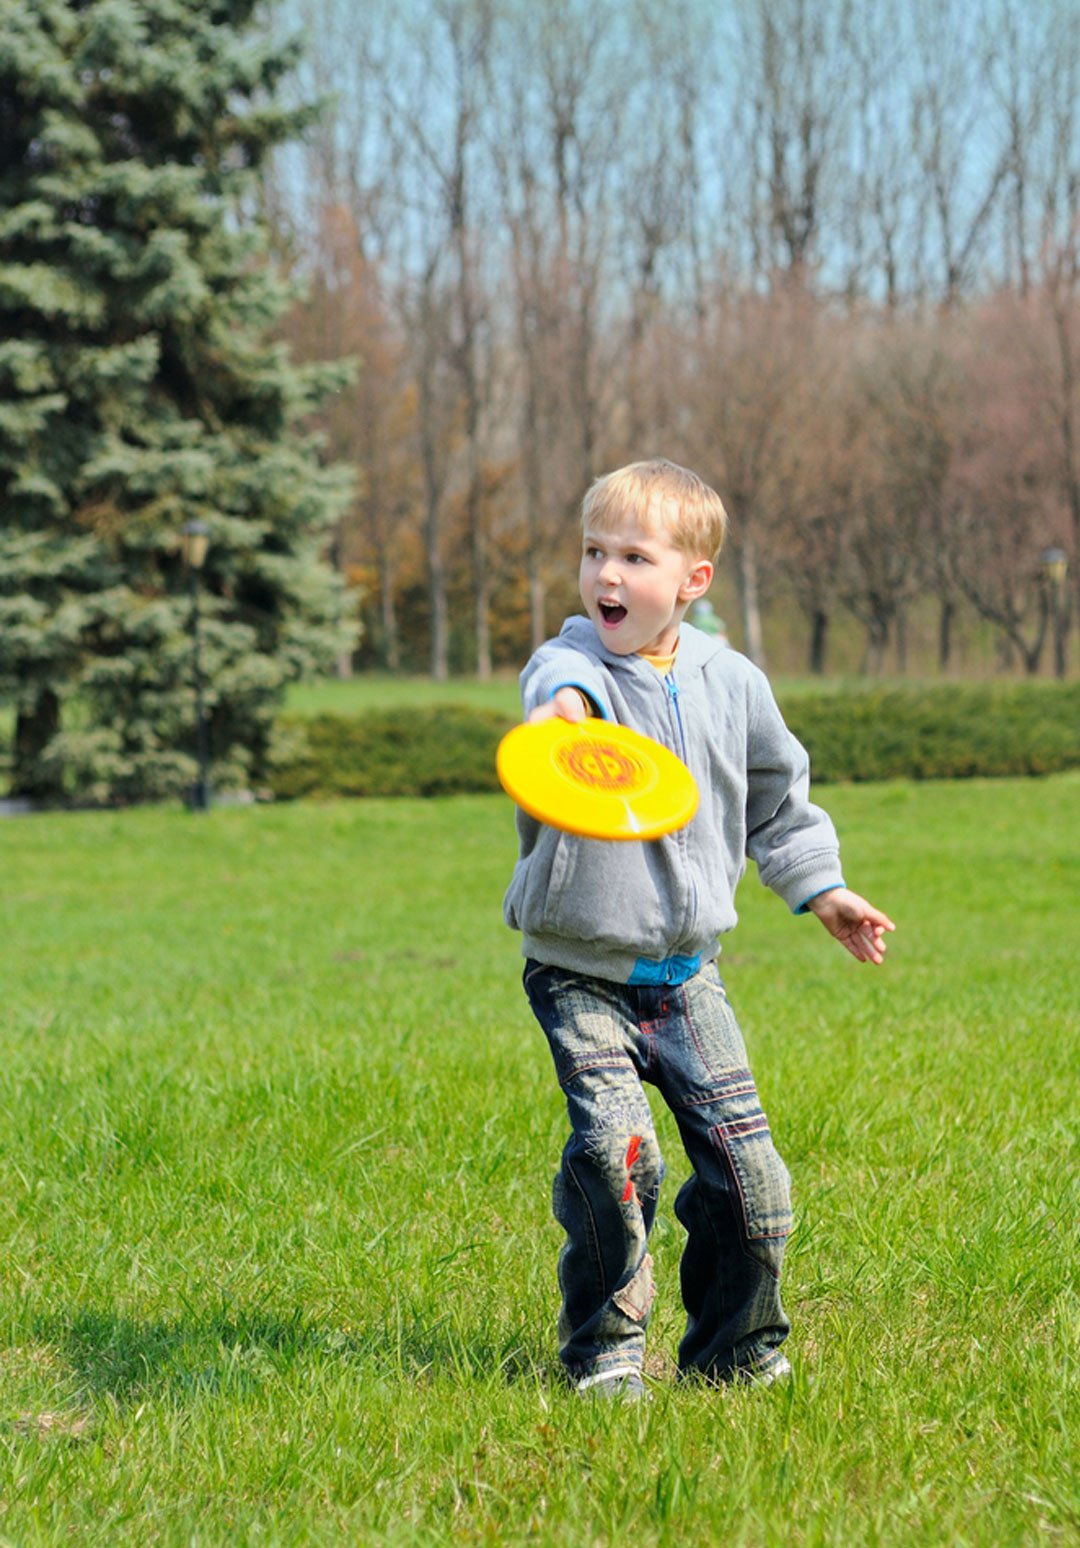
[524,959,792,1384]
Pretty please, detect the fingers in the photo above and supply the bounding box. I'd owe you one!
[527,687,589,725]
[843,920,890,965]
[820,889,896,963]
[839,891,896,934]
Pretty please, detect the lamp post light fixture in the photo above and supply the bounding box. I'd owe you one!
[181,519,211,810]
[1041,547,1069,680]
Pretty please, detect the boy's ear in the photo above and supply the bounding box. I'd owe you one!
[679,558,713,602]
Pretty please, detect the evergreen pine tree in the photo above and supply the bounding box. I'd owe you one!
[0,0,355,803]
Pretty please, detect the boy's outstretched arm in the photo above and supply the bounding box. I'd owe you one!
[807,887,895,965]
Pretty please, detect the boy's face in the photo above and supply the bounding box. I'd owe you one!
[579,511,713,657]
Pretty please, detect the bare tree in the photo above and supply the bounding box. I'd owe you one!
[1036,2,1080,292]
[819,327,953,674]
[733,0,860,285]
[272,0,1080,680]
[873,327,964,671]
[610,1,718,451]
[411,257,459,680]
[946,296,1068,673]
[360,0,501,679]
[489,0,624,649]
[688,288,821,668]
[701,0,863,665]
[907,0,1011,306]
[839,0,924,308]
[987,282,1080,670]
[279,201,417,673]
[771,318,858,673]
[441,0,499,677]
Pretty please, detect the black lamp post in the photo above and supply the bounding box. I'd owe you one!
[182,520,211,810]
[1042,547,1069,681]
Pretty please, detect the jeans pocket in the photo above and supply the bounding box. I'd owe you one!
[524,963,630,1086]
[711,1114,792,1255]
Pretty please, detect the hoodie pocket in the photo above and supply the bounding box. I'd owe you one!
[503,831,574,934]
[545,837,669,951]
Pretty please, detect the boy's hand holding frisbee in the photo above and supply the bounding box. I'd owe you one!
[505,688,894,964]
[527,686,591,725]
[497,692,699,842]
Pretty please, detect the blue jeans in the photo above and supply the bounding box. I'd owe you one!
[524,959,792,1383]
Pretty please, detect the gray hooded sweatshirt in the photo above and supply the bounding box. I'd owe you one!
[503,616,845,984]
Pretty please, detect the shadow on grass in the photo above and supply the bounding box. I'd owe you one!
[25,1303,554,1408]
[362,1310,555,1389]
[30,1304,329,1406]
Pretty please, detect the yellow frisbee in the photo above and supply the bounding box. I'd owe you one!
[496,717,699,841]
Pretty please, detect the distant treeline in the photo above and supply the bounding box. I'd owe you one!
[275,0,1080,681]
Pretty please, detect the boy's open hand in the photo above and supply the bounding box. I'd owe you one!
[527,687,590,725]
[808,887,895,964]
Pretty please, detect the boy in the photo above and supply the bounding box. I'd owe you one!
[504,459,893,1399]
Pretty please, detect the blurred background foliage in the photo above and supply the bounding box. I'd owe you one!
[0,0,356,803]
[269,0,1080,689]
[3,0,1080,804]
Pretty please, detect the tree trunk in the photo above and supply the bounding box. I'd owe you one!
[473,519,491,680]
[529,567,546,654]
[808,607,828,675]
[12,688,61,799]
[378,546,400,673]
[736,535,766,669]
[427,511,449,681]
[522,405,547,652]
[895,608,908,675]
[1014,589,1049,675]
[861,611,889,675]
[937,596,955,673]
[418,317,448,681]
[327,529,353,678]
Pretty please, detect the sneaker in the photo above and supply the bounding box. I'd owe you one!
[734,1353,792,1388]
[574,1365,647,1401]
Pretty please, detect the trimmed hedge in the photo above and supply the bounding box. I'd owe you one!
[269,705,515,799]
[785,682,1080,782]
[267,682,1080,799]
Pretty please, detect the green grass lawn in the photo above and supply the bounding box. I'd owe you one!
[1,775,1078,1545]
[285,673,526,719]
[281,671,910,723]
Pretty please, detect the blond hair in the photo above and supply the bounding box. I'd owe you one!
[580,459,728,561]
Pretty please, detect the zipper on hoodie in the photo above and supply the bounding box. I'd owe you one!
[665,670,698,933]
[665,672,689,762]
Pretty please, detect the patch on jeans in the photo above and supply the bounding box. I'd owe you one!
[581,1098,662,1202]
[612,1253,655,1322]
[622,1135,642,1203]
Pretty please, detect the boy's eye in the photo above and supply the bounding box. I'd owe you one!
[582,544,650,564]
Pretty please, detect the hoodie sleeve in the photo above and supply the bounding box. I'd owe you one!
[519,641,613,720]
[742,672,845,912]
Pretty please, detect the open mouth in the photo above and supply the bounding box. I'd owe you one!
[598,601,628,626]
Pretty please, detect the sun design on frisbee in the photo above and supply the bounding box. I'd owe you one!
[496,717,698,839]
[554,738,652,795]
